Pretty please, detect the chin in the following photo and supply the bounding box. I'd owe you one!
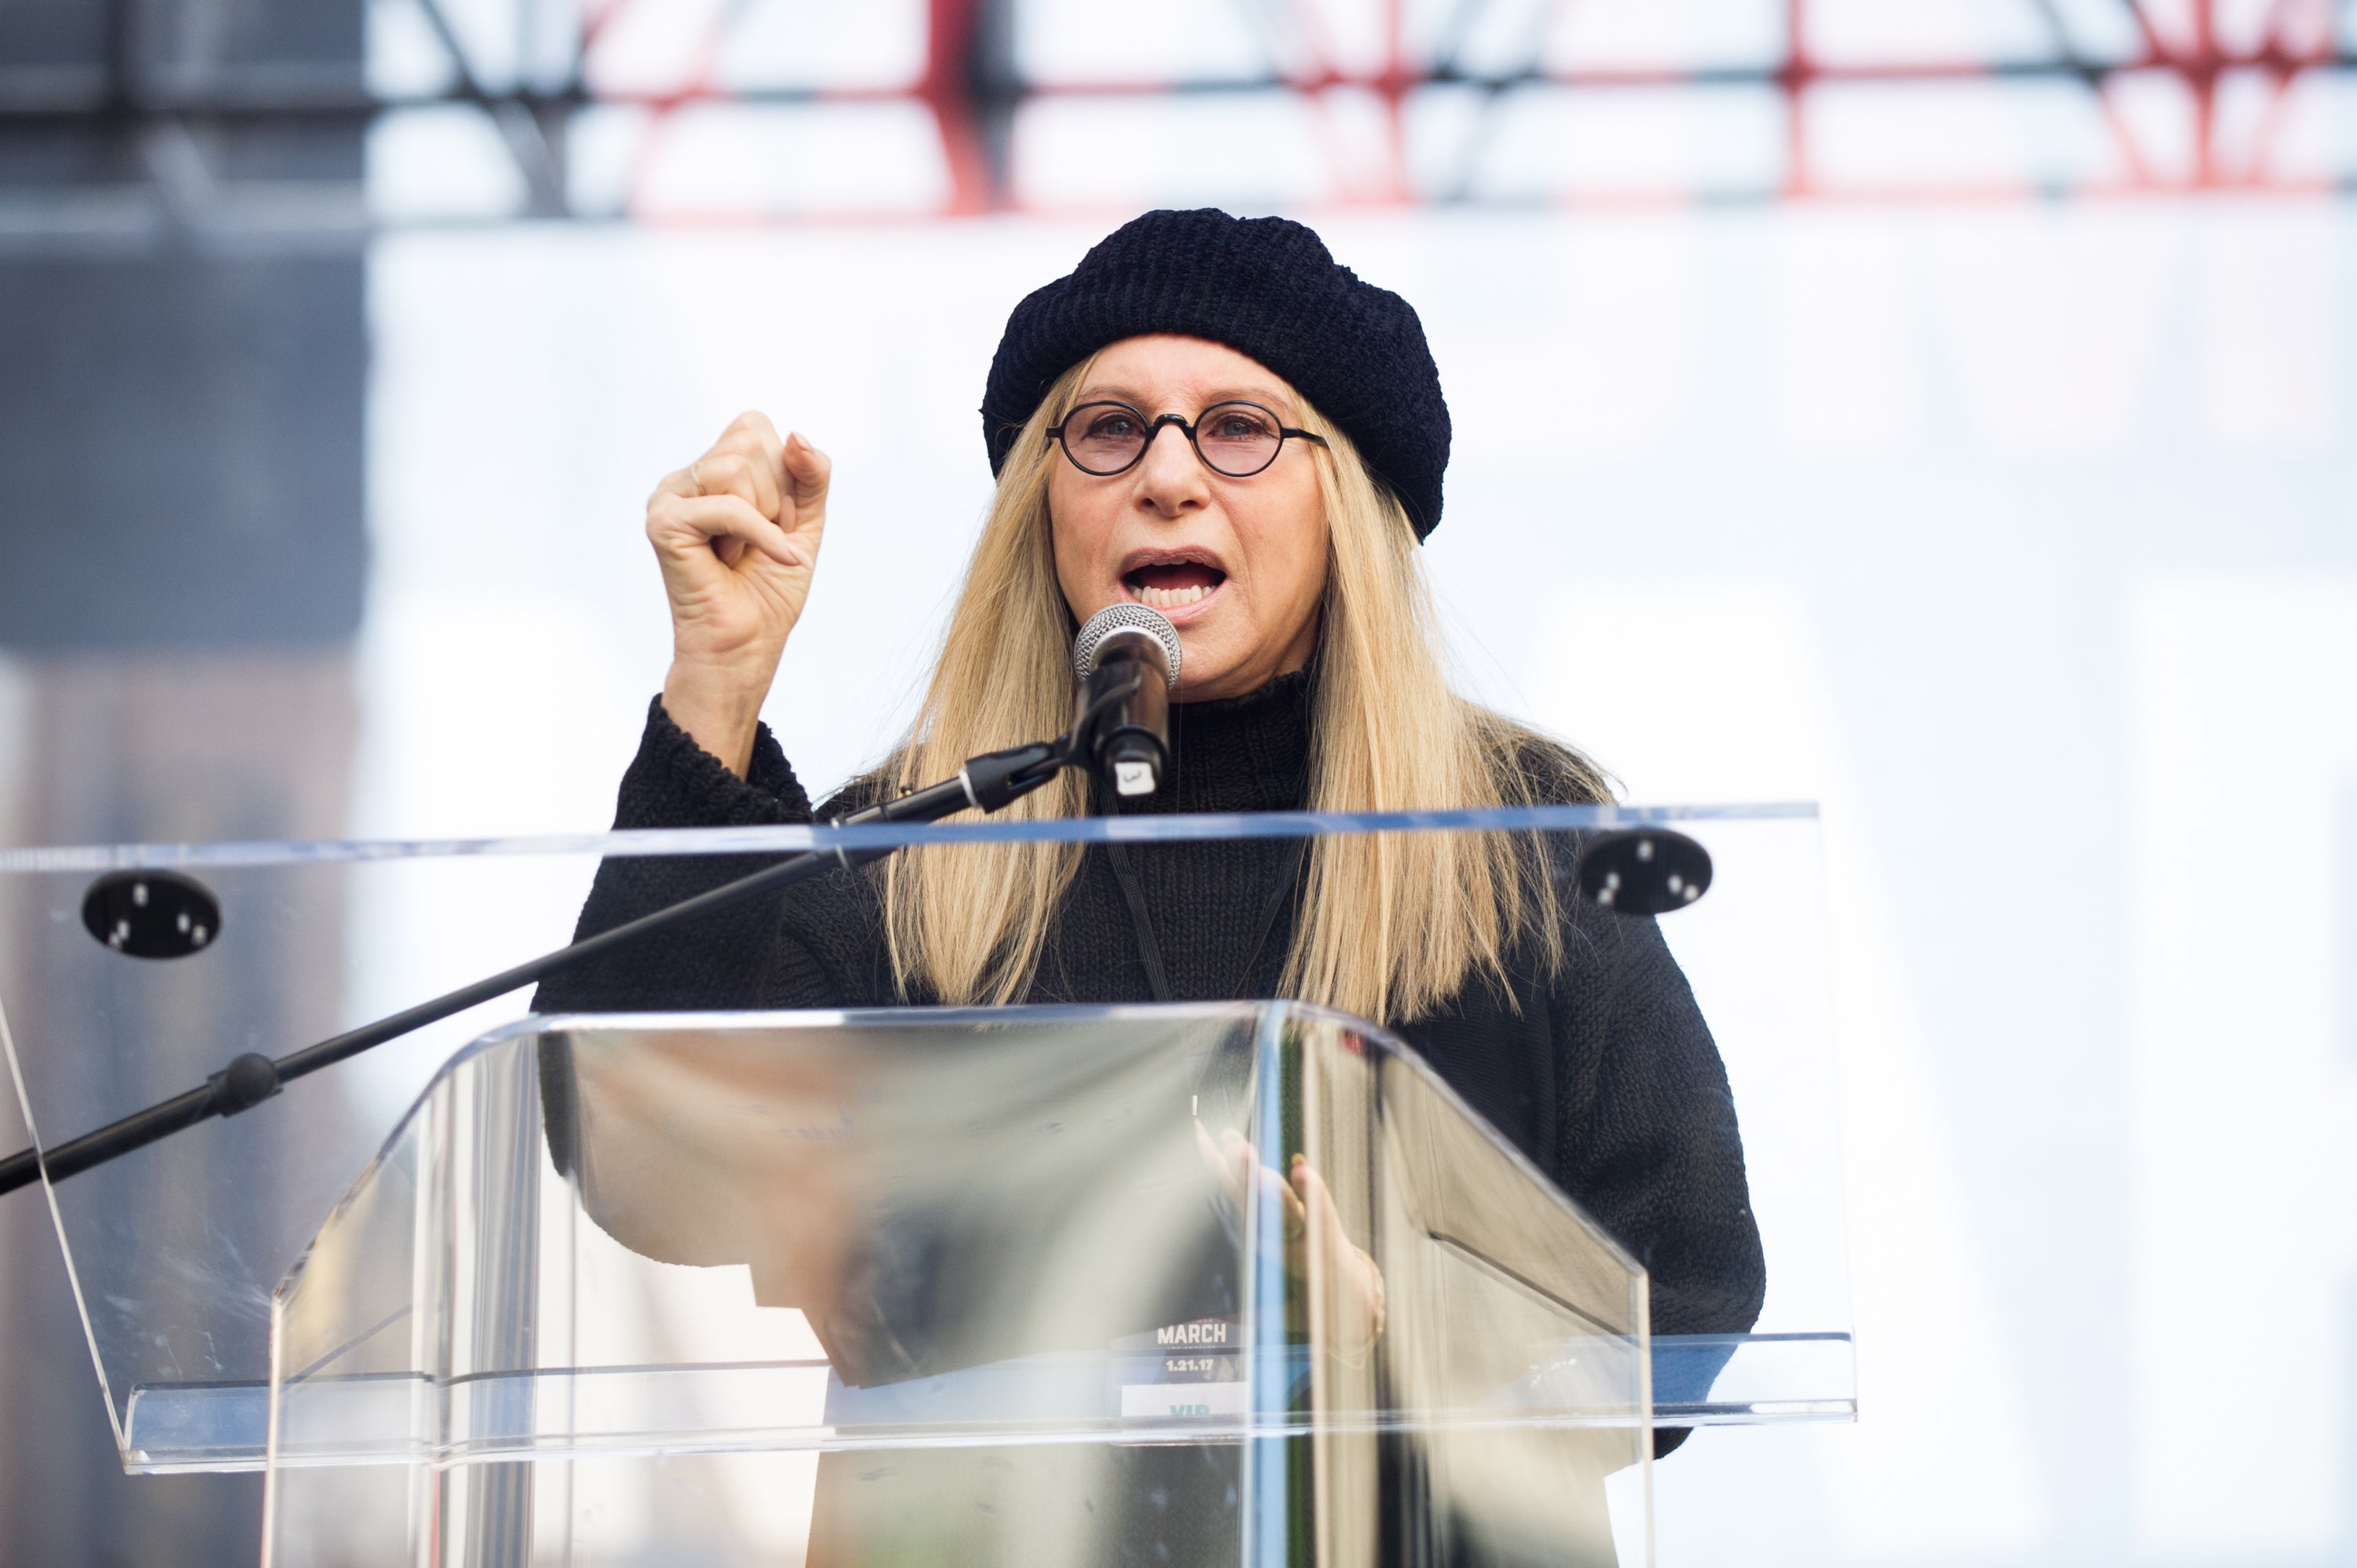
[1171,644,1259,701]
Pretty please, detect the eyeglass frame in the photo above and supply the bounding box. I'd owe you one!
[1045,399,1329,479]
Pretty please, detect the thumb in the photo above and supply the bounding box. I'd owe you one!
[783,431,831,511]
[1291,1154,1344,1231]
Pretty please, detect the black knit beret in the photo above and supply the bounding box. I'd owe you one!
[982,208,1451,540]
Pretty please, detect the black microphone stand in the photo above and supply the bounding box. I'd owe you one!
[0,676,1147,1200]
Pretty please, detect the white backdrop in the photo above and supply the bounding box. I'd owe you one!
[361,201,2357,1566]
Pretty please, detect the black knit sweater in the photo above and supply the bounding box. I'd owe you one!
[541,675,1766,1434]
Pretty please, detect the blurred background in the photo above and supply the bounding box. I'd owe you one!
[2,0,2353,1563]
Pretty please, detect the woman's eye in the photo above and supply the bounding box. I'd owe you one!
[1209,412,1271,439]
[1087,413,1139,438]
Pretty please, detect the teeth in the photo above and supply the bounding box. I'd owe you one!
[1136,584,1211,610]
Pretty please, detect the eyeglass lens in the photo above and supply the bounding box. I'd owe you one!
[1061,402,1287,478]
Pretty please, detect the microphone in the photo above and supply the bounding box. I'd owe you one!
[1072,603,1182,797]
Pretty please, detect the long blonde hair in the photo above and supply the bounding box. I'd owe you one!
[874,359,1607,1025]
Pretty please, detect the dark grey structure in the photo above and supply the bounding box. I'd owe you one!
[0,4,365,1563]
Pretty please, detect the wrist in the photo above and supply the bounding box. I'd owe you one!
[662,657,775,777]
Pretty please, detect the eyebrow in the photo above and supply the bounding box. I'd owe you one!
[1074,385,1296,416]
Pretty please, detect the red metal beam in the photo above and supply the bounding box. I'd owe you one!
[555,0,2357,222]
[923,0,998,214]
[1784,0,1814,198]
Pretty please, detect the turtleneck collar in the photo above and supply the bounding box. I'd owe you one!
[1116,667,1314,815]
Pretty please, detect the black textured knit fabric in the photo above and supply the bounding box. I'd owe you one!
[541,676,1768,1427]
[981,208,1453,538]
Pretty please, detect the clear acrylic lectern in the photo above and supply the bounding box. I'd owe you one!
[266,1004,1651,1566]
[0,808,1853,1566]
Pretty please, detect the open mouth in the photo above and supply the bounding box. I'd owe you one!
[1123,559,1227,611]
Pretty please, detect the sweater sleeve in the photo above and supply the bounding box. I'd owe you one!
[618,691,815,830]
[532,695,833,1014]
[1551,904,1767,1460]
[1555,909,1767,1333]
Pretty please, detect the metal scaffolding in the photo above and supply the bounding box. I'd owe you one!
[0,0,2351,242]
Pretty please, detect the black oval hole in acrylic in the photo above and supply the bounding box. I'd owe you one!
[1574,830,1714,916]
[80,870,224,959]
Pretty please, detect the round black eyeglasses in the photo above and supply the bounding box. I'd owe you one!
[1047,401,1327,479]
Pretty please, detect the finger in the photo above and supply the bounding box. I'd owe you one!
[1218,1129,1300,1233]
[720,408,785,468]
[1217,1128,1259,1206]
[1289,1154,1345,1232]
[1195,1120,1246,1208]
[650,494,807,571]
[687,448,779,522]
[1270,1164,1307,1233]
[1220,1129,1266,1201]
[1252,1160,1306,1240]
[1291,1156,1362,1267]
[781,431,832,518]
[709,412,787,515]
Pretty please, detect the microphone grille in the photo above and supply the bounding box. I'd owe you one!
[1072,603,1182,685]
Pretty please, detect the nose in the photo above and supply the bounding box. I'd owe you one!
[1132,416,1207,516]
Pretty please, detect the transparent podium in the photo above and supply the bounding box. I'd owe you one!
[0,807,1852,1566]
[269,1004,1651,1566]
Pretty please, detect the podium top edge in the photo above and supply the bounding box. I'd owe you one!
[0,802,1821,874]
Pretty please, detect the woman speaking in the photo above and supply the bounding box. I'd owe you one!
[544,207,1765,1548]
